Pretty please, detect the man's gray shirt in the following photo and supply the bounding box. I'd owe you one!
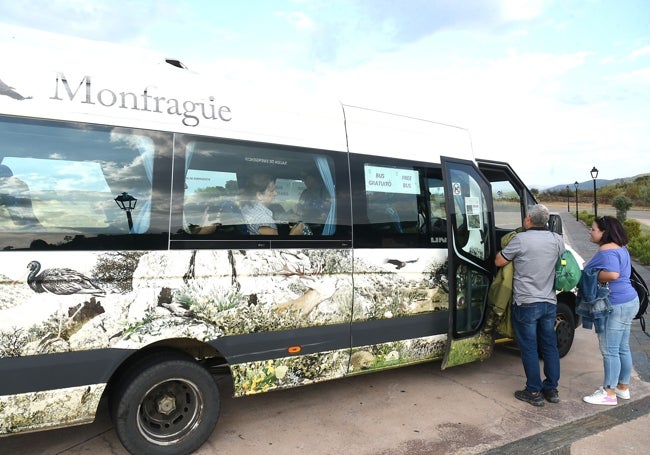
[500,229,565,305]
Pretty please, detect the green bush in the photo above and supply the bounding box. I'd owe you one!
[612,195,633,222]
[629,233,650,265]
[578,211,594,226]
[623,219,641,240]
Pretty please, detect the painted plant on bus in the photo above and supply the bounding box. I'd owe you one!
[0,248,355,357]
[230,351,350,396]
[1,245,449,362]
[228,333,449,396]
[347,335,448,373]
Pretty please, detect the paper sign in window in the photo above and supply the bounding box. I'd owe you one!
[465,196,483,230]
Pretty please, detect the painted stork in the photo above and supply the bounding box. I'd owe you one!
[26,261,105,296]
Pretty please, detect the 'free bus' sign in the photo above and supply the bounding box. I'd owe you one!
[364,165,420,195]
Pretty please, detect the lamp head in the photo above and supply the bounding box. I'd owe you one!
[114,192,137,211]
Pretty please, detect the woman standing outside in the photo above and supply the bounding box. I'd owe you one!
[583,216,640,405]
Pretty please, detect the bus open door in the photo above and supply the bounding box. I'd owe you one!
[440,157,497,369]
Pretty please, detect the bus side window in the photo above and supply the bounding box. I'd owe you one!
[352,158,436,248]
[0,117,165,250]
[175,137,348,240]
[183,168,243,236]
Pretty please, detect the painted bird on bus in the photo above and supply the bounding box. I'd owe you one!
[25,260,105,296]
[0,77,31,101]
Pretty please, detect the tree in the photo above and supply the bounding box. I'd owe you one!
[612,195,632,222]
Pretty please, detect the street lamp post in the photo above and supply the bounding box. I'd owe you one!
[590,166,599,218]
[566,185,570,212]
[574,181,579,221]
[114,192,138,231]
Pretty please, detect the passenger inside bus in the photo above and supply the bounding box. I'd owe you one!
[297,170,330,235]
[240,173,309,236]
[0,164,41,229]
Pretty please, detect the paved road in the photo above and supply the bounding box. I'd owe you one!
[1,209,649,455]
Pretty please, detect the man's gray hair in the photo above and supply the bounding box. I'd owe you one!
[528,204,550,227]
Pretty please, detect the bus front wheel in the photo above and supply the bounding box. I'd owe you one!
[111,352,220,455]
[555,301,575,358]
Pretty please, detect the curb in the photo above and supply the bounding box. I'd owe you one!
[479,395,650,455]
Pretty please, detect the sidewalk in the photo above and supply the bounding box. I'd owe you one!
[560,211,650,454]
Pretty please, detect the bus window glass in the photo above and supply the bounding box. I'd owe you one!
[455,264,490,334]
[364,164,420,235]
[427,177,447,244]
[449,170,490,261]
[0,117,157,249]
[491,180,522,230]
[178,139,341,237]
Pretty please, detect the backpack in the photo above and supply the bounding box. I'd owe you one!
[555,250,581,292]
[630,265,649,334]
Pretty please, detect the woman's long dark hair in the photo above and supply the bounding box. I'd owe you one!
[595,215,628,246]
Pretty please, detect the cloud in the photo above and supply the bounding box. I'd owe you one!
[630,45,650,60]
[0,0,176,43]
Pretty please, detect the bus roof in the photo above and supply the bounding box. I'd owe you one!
[2,25,474,162]
[343,105,474,161]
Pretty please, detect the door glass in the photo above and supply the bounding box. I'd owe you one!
[492,180,522,230]
[441,158,494,369]
[447,168,491,262]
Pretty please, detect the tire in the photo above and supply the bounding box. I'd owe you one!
[555,301,575,358]
[111,352,220,455]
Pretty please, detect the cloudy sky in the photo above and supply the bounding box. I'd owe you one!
[1,0,648,188]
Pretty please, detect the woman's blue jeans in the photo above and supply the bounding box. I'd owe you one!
[512,301,560,393]
[597,297,640,388]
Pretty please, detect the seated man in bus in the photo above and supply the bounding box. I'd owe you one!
[296,170,330,235]
[240,173,306,235]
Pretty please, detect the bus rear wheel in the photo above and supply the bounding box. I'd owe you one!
[111,352,220,455]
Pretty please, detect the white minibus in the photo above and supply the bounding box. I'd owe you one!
[0,29,578,455]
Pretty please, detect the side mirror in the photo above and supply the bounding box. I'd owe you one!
[548,213,563,235]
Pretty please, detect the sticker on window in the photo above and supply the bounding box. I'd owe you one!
[364,165,420,195]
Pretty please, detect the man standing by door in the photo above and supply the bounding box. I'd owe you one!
[495,204,564,406]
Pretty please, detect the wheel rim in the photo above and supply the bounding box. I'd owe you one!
[555,313,573,350]
[137,378,204,446]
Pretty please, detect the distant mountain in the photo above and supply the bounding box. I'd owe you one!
[541,173,650,192]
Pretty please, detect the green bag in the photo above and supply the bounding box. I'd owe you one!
[555,250,581,291]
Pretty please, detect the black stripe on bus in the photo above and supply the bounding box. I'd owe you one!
[0,349,135,395]
[0,313,449,394]
[351,312,448,347]
[212,312,449,364]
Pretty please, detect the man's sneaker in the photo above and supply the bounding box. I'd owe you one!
[515,389,545,407]
[542,388,560,403]
[615,388,631,400]
[583,387,617,406]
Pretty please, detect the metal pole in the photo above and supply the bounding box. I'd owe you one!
[574,182,579,221]
[126,210,133,231]
[593,178,598,218]
[566,186,570,212]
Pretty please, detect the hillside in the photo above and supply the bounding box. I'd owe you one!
[543,173,650,192]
